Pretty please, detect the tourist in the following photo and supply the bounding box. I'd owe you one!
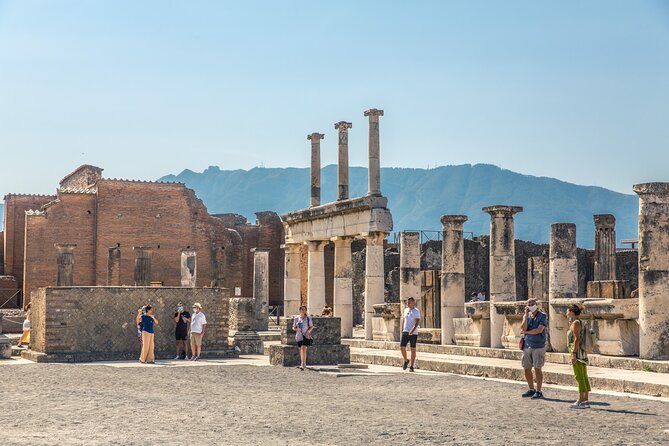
[189,303,207,361]
[136,306,144,348]
[17,303,31,348]
[567,304,591,409]
[137,305,158,364]
[293,305,313,370]
[520,298,547,399]
[469,292,478,302]
[400,297,420,372]
[174,302,191,360]
[478,289,487,301]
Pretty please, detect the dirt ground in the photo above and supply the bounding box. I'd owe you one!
[1,360,668,445]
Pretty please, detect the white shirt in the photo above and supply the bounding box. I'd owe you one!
[477,293,485,302]
[402,307,420,334]
[190,311,207,334]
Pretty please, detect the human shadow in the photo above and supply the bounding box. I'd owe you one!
[593,408,656,416]
[542,397,611,407]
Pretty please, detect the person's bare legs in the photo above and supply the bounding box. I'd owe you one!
[401,346,408,362]
[524,368,535,390]
[534,368,543,391]
[410,347,417,367]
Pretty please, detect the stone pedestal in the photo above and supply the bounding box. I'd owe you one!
[372,303,401,341]
[307,241,327,316]
[548,223,578,353]
[228,297,263,355]
[453,302,491,347]
[440,215,467,345]
[399,231,421,315]
[180,249,197,287]
[333,237,354,338]
[252,248,270,331]
[634,183,669,360]
[283,243,302,318]
[483,205,522,348]
[55,243,77,286]
[364,232,386,340]
[270,316,350,366]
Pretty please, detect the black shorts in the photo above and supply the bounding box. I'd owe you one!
[400,332,418,348]
[175,331,188,341]
[297,338,313,348]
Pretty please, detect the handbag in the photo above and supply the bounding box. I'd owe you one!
[519,336,525,350]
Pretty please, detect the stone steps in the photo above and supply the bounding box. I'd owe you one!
[258,331,281,342]
[349,346,669,398]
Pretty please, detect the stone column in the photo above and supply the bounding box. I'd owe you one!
[482,205,523,348]
[55,243,77,286]
[252,248,270,331]
[594,214,617,281]
[306,241,327,316]
[364,108,384,197]
[399,231,421,316]
[180,248,197,287]
[527,253,549,301]
[308,132,324,207]
[634,183,669,360]
[333,236,354,337]
[440,215,468,345]
[365,232,386,340]
[107,246,121,286]
[133,247,153,286]
[548,223,578,352]
[283,243,302,317]
[335,121,352,201]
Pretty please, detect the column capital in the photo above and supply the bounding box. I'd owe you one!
[281,243,303,253]
[633,182,669,197]
[334,121,352,131]
[364,108,384,118]
[482,205,523,218]
[54,243,77,252]
[440,215,468,227]
[250,247,271,253]
[307,132,325,141]
[331,236,355,246]
[364,231,387,245]
[593,214,616,229]
[305,240,328,251]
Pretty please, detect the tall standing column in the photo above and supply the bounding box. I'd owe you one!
[483,206,523,348]
[55,243,77,286]
[365,232,386,340]
[306,241,327,316]
[594,214,617,281]
[399,232,421,316]
[252,248,270,331]
[283,243,302,317]
[133,247,153,286]
[364,109,384,197]
[634,183,669,360]
[548,223,578,352]
[335,121,352,201]
[107,246,121,286]
[180,248,197,287]
[333,236,354,337]
[308,132,324,207]
[440,215,468,345]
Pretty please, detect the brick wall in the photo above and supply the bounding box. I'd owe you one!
[30,287,230,360]
[255,211,284,306]
[208,216,244,292]
[59,165,103,189]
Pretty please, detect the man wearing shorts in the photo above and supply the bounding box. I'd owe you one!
[174,302,191,360]
[400,297,420,372]
[520,298,547,399]
[189,303,207,361]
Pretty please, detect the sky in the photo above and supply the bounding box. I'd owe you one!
[1,0,668,197]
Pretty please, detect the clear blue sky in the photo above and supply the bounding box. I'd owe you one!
[1,0,668,196]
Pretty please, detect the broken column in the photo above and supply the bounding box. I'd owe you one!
[399,231,421,315]
[440,215,468,345]
[483,205,523,348]
[228,297,264,354]
[364,109,384,197]
[306,241,327,316]
[333,236,354,338]
[527,252,549,301]
[180,248,197,287]
[55,243,77,286]
[594,214,617,281]
[107,246,121,286]
[365,232,386,340]
[133,247,153,286]
[252,248,270,331]
[548,223,578,352]
[634,183,669,360]
[335,121,352,201]
[283,243,302,317]
[308,132,324,207]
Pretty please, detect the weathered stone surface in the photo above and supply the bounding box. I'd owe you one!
[283,243,302,318]
[0,334,11,359]
[180,249,197,287]
[549,223,578,352]
[228,331,263,355]
[372,303,400,341]
[364,108,384,196]
[334,121,352,201]
[279,316,342,346]
[333,237,354,337]
[269,344,350,366]
[365,232,386,340]
[587,280,632,299]
[252,248,270,331]
[399,231,421,313]
[594,214,617,281]
[307,132,324,207]
[441,215,468,346]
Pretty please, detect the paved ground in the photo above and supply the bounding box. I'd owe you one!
[1,355,668,445]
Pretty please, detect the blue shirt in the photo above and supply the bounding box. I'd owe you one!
[525,311,547,348]
[141,314,155,334]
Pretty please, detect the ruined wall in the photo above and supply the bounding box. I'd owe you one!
[208,217,244,293]
[255,211,285,306]
[59,165,103,190]
[0,275,19,308]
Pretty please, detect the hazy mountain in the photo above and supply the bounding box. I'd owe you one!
[160,164,639,248]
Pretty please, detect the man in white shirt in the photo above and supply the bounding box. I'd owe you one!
[189,303,207,361]
[400,297,421,372]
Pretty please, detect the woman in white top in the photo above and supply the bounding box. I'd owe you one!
[17,303,31,348]
[292,306,313,370]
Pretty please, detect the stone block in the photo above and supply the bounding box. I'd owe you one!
[229,297,256,331]
[417,328,441,344]
[372,316,400,342]
[453,317,490,347]
[280,316,342,345]
[269,344,350,367]
[0,334,11,359]
[586,280,633,299]
[228,330,264,355]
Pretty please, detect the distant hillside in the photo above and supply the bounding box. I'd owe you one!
[160,164,638,247]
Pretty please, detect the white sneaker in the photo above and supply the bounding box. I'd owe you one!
[174,355,180,360]
[570,401,587,409]
[184,355,190,360]
[581,401,591,409]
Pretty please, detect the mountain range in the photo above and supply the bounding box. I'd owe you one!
[159,164,639,248]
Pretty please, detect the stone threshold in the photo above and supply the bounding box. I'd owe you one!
[349,347,669,398]
[342,339,669,374]
[21,348,239,363]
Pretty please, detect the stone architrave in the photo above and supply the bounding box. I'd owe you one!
[55,244,77,286]
[180,249,197,288]
[634,183,669,360]
[440,215,468,346]
[365,232,387,340]
[548,223,578,352]
[335,121,352,201]
[594,214,617,281]
[399,232,421,317]
[482,206,522,349]
[133,247,153,286]
[252,248,270,331]
[308,133,324,207]
[306,241,328,316]
[283,243,302,318]
[107,247,121,286]
[364,109,384,197]
[333,236,354,338]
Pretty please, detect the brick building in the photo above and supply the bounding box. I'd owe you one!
[2,165,284,307]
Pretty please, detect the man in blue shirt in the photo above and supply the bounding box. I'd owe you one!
[136,305,159,364]
[520,298,547,399]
